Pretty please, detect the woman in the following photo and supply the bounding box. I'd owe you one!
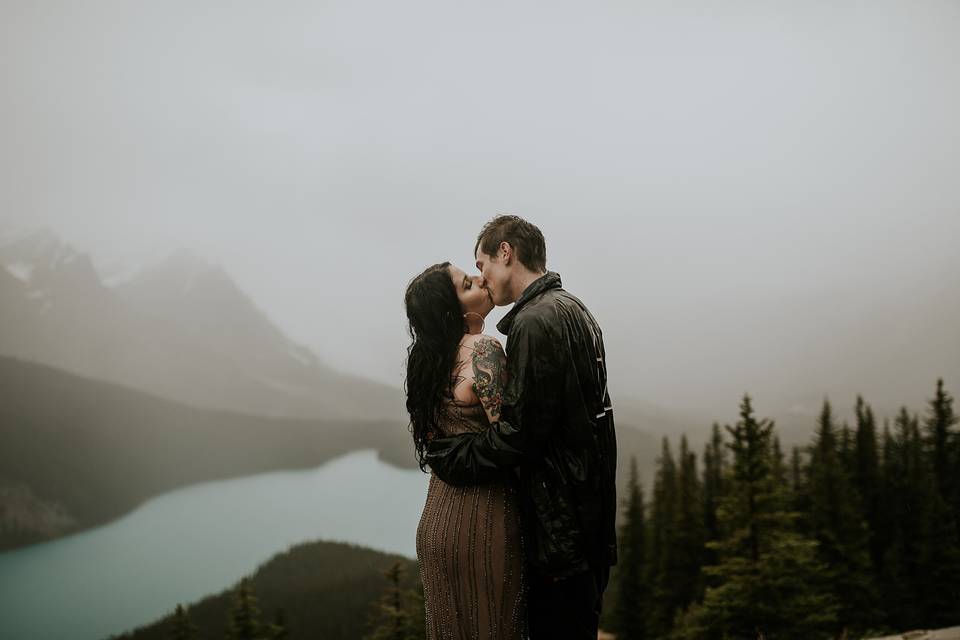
[404,261,527,640]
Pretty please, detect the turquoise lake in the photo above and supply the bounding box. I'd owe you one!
[0,449,430,640]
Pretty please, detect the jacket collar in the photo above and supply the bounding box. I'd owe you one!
[496,271,562,335]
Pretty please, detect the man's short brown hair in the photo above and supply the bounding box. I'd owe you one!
[474,214,547,273]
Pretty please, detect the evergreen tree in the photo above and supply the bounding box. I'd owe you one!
[674,435,706,610]
[168,603,199,640]
[875,418,896,578]
[673,395,838,640]
[702,423,726,567]
[881,408,935,629]
[771,435,787,489]
[923,488,960,627]
[924,379,959,518]
[363,561,425,640]
[647,436,680,637]
[839,420,855,477]
[613,456,649,640]
[225,577,263,640]
[806,398,876,635]
[884,383,960,627]
[725,396,773,566]
[853,395,882,569]
[919,379,960,626]
[674,395,836,640]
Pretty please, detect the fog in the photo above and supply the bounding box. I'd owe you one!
[3,0,958,422]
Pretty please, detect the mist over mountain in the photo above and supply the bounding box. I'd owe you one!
[0,228,403,421]
[3,222,956,448]
[3,0,959,444]
[643,261,960,441]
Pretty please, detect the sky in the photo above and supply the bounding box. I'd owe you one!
[2,0,958,416]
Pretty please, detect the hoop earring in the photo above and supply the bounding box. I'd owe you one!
[463,311,485,335]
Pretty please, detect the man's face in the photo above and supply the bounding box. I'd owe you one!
[476,243,513,306]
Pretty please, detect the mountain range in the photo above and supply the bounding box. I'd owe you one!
[0,228,404,421]
[0,225,783,437]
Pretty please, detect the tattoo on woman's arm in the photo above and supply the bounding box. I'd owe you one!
[471,338,506,419]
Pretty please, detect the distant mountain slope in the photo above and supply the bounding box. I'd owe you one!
[109,540,421,640]
[0,356,413,552]
[0,228,404,421]
[0,353,661,551]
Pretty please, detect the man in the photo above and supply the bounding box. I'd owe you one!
[425,214,618,639]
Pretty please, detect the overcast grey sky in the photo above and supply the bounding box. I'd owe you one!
[3,1,958,415]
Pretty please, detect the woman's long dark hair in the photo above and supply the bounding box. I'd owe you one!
[404,261,464,471]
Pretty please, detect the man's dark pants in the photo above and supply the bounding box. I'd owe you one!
[527,563,611,639]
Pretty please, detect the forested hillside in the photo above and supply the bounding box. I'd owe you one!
[109,540,422,640]
[605,379,960,639]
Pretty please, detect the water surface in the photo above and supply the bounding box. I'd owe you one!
[0,449,429,640]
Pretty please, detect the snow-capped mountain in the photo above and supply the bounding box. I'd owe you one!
[0,227,403,421]
[0,228,114,315]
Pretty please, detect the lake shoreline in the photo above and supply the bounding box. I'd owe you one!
[1,445,422,554]
[0,449,430,640]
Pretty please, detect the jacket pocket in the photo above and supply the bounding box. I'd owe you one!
[530,472,583,570]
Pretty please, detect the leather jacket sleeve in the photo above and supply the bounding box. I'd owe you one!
[424,316,552,485]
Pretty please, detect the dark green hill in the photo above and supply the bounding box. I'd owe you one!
[107,539,420,640]
[0,355,414,551]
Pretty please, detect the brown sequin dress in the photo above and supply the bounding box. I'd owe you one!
[416,400,528,640]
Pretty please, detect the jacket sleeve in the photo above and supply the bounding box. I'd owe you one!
[424,317,554,485]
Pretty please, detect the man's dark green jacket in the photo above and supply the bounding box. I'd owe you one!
[424,271,618,579]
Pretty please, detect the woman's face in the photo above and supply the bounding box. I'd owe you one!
[449,264,494,319]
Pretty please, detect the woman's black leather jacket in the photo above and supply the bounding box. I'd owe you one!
[424,271,618,579]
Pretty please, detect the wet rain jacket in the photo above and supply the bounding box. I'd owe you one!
[424,271,618,579]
